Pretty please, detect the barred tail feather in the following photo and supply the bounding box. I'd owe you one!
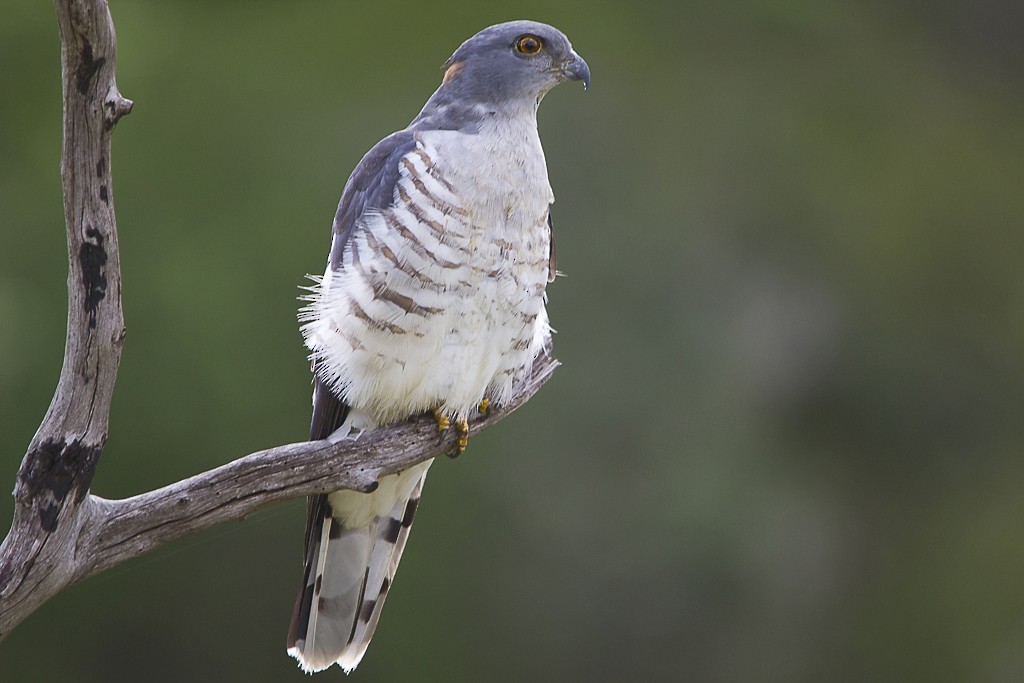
[287,461,432,673]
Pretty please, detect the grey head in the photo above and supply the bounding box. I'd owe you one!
[412,20,589,131]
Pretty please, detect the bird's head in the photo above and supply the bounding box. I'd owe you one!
[440,20,590,107]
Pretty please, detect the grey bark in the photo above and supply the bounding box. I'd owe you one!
[0,0,556,640]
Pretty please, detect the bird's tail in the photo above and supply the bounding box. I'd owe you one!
[287,460,432,673]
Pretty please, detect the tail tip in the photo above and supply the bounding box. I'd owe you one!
[287,642,364,675]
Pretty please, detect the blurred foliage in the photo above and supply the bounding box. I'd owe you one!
[2,1,1024,681]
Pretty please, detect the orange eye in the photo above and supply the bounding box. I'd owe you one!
[515,34,543,55]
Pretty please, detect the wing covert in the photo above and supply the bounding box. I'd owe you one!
[328,130,418,270]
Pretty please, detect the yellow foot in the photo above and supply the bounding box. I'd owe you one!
[432,407,450,433]
[449,414,470,458]
[478,397,491,415]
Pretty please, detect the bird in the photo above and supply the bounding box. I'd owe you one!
[287,20,589,673]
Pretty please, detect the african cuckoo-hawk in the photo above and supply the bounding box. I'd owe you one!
[288,20,589,673]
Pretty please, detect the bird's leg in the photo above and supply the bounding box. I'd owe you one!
[432,406,450,433]
[478,397,491,415]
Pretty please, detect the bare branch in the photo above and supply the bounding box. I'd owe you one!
[82,352,557,584]
[0,0,557,642]
[0,0,130,638]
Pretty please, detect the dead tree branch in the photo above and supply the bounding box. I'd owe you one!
[0,0,557,640]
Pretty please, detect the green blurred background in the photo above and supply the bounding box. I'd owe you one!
[3,1,1023,681]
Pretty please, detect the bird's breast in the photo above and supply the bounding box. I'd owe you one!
[302,123,553,423]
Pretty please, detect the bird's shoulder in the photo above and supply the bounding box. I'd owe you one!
[328,130,419,268]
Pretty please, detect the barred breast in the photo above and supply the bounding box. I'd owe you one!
[302,122,553,427]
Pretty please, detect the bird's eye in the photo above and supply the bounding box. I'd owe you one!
[514,35,543,55]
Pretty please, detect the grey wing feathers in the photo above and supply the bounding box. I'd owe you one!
[288,496,330,657]
[547,206,557,283]
[328,130,418,270]
[301,377,349,573]
[309,132,418,444]
[308,376,348,442]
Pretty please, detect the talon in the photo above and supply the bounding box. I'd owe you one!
[433,407,450,433]
[450,414,470,457]
[478,397,491,414]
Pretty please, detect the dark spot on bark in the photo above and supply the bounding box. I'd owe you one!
[19,438,102,532]
[96,157,106,177]
[314,574,323,594]
[99,185,108,203]
[79,227,107,328]
[379,577,390,596]
[39,502,60,533]
[76,42,106,95]
[0,560,13,593]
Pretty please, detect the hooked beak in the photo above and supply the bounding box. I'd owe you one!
[562,52,591,90]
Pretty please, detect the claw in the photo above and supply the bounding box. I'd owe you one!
[432,406,450,433]
[478,397,491,415]
[449,414,470,458]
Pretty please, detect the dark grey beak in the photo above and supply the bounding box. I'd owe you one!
[563,53,591,90]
